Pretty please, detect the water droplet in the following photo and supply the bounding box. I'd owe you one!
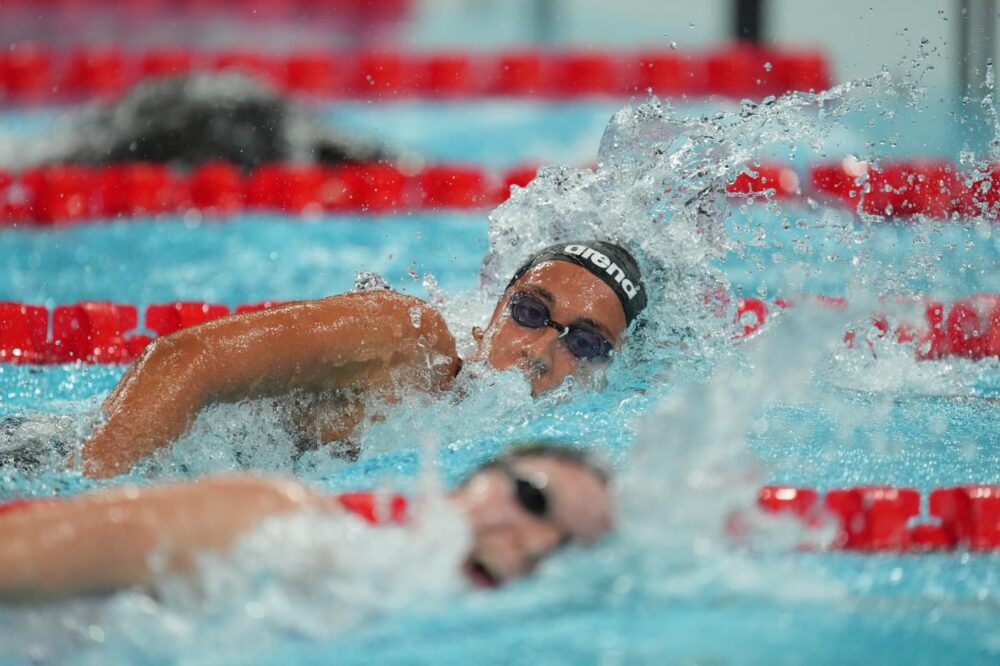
[353,271,391,292]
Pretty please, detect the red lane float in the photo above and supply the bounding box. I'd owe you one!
[0,45,831,103]
[0,301,143,364]
[7,157,1000,224]
[50,302,138,363]
[418,165,494,209]
[0,160,806,225]
[630,52,705,97]
[328,163,407,212]
[758,484,1000,551]
[0,162,533,224]
[809,158,1000,219]
[491,51,544,96]
[0,43,51,101]
[95,163,187,217]
[246,164,327,213]
[930,486,1000,551]
[285,52,339,94]
[0,300,239,364]
[188,162,245,214]
[145,302,229,337]
[866,295,1000,361]
[17,165,94,225]
[735,296,769,337]
[727,162,800,200]
[735,294,1000,364]
[336,492,409,525]
[824,487,920,550]
[65,46,126,98]
[0,303,48,363]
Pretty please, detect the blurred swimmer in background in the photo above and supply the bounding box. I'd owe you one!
[0,443,611,600]
[76,241,647,477]
[26,72,389,170]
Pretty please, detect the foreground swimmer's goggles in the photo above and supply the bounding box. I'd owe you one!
[494,462,549,518]
[508,292,613,360]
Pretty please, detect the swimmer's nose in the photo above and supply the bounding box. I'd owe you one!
[520,327,560,375]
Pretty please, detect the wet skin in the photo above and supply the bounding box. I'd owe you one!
[451,455,612,587]
[480,261,629,395]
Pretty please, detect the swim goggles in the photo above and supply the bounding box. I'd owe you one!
[508,291,613,361]
[494,461,549,518]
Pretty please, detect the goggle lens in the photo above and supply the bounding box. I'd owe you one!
[508,292,612,360]
[513,477,548,518]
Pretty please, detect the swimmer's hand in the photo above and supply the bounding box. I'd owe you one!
[81,292,459,478]
[0,475,334,601]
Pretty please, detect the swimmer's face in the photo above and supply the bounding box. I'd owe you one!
[450,456,612,588]
[478,261,628,395]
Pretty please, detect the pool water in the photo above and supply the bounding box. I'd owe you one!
[1,82,1000,665]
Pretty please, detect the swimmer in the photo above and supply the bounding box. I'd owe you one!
[0,444,612,601]
[48,72,388,170]
[80,240,647,477]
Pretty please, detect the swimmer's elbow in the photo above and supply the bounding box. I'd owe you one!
[389,294,451,338]
[403,300,459,365]
[140,331,216,395]
[358,292,456,352]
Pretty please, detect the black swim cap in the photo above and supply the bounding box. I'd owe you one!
[506,241,647,325]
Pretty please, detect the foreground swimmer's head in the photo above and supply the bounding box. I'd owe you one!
[449,443,612,588]
[476,241,646,395]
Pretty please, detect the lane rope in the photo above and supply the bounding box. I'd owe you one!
[0,44,831,102]
[745,484,1000,552]
[3,159,999,225]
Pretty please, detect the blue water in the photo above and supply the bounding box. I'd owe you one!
[2,99,1000,664]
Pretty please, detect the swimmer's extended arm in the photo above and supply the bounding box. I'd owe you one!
[0,475,339,601]
[81,291,459,478]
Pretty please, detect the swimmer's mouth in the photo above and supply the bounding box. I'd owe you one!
[463,557,500,589]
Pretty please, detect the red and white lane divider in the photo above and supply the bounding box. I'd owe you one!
[0,44,831,103]
[0,300,284,364]
[2,296,999,365]
[808,157,1000,219]
[731,159,1000,220]
[737,294,1000,361]
[0,301,290,364]
[752,485,1000,552]
[0,162,539,224]
[4,158,1000,226]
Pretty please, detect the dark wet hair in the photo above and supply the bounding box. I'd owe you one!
[472,442,610,485]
